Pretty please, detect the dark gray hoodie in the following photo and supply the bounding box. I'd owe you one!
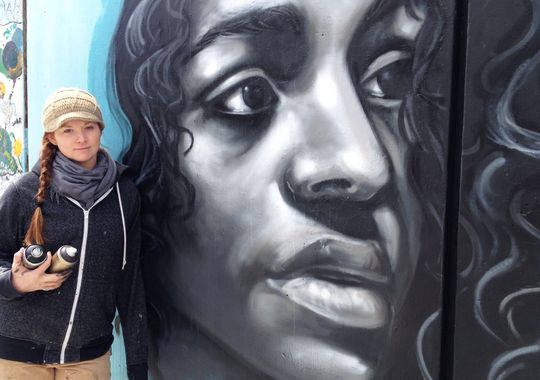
[0,164,147,379]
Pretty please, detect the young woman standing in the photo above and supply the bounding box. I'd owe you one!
[0,88,147,379]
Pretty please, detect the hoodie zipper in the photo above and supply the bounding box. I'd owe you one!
[60,187,114,363]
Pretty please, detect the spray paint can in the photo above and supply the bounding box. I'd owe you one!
[22,245,47,269]
[48,245,79,273]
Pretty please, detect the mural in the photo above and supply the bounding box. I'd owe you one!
[111,0,452,378]
[0,0,23,193]
[22,0,540,378]
[454,0,540,378]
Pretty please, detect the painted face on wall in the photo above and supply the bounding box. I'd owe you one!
[161,0,426,378]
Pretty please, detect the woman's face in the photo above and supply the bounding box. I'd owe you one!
[165,0,426,378]
[48,120,102,170]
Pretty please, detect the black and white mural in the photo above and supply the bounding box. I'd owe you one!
[111,0,452,378]
[25,0,540,378]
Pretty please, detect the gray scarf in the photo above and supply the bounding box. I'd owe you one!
[51,149,118,209]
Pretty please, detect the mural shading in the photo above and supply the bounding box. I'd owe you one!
[0,0,23,193]
[110,0,453,378]
[454,0,540,378]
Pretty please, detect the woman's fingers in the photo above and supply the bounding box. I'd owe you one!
[11,249,33,293]
[41,271,72,291]
[11,248,24,272]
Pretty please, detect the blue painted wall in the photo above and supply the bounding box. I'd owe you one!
[27,0,126,164]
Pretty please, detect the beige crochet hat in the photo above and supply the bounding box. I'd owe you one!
[41,87,104,133]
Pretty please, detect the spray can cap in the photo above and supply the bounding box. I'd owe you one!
[64,246,77,257]
[29,245,44,257]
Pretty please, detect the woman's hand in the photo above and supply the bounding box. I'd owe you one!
[11,248,72,293]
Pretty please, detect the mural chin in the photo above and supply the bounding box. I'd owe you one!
[249,334,377,379]
[243,278,392,379]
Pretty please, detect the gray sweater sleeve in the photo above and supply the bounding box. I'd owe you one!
[0,181,27,300]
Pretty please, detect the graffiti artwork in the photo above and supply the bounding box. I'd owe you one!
[111,0,452,378]
[0,0,23,193]
[453,0,540,378]
[22,0,540,378]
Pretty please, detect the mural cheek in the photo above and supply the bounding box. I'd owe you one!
[173,158,283,322]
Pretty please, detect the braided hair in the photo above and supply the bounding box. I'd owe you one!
[23,134,58,245]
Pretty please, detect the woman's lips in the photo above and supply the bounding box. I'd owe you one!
[267,238,391,328]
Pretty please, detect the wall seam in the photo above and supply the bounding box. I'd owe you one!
[439,0,469,379]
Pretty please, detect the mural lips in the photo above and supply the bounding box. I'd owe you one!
[267,237,390,329]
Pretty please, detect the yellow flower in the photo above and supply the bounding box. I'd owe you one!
[13,138,22,157]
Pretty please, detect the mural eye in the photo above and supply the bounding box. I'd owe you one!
[209,76,278,116]
[360,50,413,102]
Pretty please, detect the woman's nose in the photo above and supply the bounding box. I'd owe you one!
[284,62,390,203]
[75,130,87,142]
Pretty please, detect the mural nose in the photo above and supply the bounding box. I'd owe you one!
[284,110,390,203]
[285,154,390,202]
[282,125,391,239]
[283,58,391,202]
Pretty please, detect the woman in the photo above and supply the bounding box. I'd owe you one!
[0,88,147,379]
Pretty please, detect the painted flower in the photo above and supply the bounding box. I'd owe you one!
[12,137,21,157]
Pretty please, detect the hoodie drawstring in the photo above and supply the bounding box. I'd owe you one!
[116,183,127,270]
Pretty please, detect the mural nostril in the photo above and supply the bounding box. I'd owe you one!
[310,179,353,193]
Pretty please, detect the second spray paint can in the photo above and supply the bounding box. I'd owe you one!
[48,245,79,273]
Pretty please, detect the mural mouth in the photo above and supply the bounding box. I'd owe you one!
[271,238,390,284]
[267,238,391,328]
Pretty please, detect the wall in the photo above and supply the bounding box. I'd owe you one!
[24,0,540,379]
[26,0,125,165]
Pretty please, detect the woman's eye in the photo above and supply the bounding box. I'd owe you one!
[209,77,278,116]
[360,53,413,101]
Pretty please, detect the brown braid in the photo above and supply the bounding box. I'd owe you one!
[23,134,58,246]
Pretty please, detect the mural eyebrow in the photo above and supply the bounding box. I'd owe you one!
[364,0,418,25]
[190,5,304,58]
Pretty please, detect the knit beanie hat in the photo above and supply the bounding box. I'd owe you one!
[42,87,104,132]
